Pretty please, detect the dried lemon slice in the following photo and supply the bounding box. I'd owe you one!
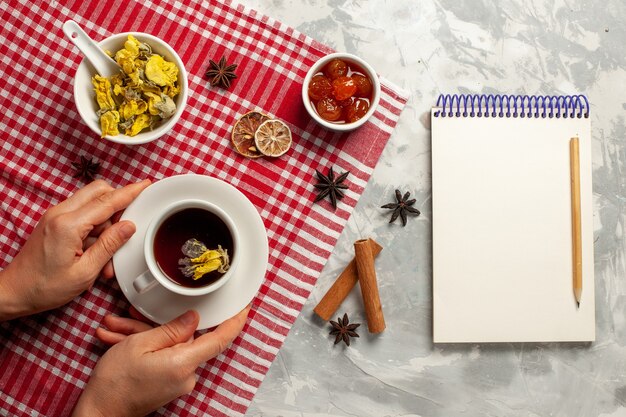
[231,111,270,158]
[254,119,292,157]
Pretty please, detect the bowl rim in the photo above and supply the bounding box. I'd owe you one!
[74,31,189,145]
[301,52,381,132]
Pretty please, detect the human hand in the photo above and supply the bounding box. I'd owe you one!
[73,307,250,417]
[0,179,150,321]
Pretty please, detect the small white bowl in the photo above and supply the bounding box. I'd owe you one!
[302,52,381,132]
[73,32,188,145]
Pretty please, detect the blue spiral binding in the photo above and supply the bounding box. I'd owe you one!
[433,94,589,119]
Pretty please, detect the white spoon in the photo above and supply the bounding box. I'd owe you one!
[62,20,121,77]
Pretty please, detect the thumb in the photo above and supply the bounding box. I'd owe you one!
[83,220,136,271]
[181,305,250,365]
[134,310,199,351]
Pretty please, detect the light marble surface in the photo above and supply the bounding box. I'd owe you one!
[242,1,626,416]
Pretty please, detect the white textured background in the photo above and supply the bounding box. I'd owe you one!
[241,1,626,416]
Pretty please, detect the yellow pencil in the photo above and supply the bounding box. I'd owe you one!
[570,137,582,308]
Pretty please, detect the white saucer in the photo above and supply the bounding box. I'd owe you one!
[112,174,268,329]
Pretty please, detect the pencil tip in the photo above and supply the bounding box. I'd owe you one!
[577,301,580,308]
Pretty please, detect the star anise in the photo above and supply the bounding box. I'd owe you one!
[329,313,360,346]
[381,189,420,226]
[72,156,100,182]
[205,56,238,89]
[313,167,349,210]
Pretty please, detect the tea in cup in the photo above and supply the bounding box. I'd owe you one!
[133,199,239,296]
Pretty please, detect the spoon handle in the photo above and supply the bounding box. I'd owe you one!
[63,20,119,77]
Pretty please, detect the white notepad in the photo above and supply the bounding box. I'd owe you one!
[431,94,595,343]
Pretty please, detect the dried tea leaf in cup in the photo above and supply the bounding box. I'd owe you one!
[178,238,230,280]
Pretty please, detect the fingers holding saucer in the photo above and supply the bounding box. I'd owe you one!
[96,314,154,345]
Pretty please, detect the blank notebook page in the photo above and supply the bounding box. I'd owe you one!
[431,108,595,343]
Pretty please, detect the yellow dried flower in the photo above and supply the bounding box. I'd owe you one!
[100,110,120,136]
[119,99,148,120]
[92,35,179,137]
[145,55,178,87]
[178,240,230,280]
[92,75,116,110]
[125,114,151,136]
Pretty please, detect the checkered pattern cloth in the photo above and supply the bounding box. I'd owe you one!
[0,0,408,415]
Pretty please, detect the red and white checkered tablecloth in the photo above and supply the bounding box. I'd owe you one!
[0,0,408,415]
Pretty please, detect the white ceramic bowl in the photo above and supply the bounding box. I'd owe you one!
[302,52,381,132]
[73,32,188,145]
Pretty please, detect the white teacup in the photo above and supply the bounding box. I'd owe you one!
[133,199,239,296]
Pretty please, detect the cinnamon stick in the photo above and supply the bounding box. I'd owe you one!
[354,239,385,333]
[313,238,383,321]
